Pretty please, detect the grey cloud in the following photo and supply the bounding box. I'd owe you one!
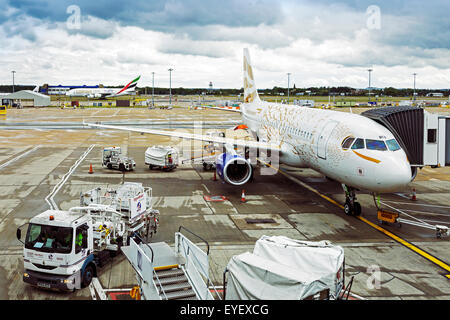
[6,0,283,30]
[157,39,234,58]
[66,15,118,39]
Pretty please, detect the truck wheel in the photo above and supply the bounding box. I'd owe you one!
[81,265,94,288]
[149,165,153,170]
[107,163,112,169]
[119,164,125,171]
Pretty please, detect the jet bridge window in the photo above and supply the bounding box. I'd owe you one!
[427,129,437,143]
[366,139,387,151]
[351,138,365,150]
[341,137,355,150]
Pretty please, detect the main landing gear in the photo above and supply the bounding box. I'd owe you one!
[342,184,361,216]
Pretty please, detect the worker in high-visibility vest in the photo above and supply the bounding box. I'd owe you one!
[76,231,83,247]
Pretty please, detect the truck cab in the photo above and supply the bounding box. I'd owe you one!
[17,210,96,291]
[102,146,136,171]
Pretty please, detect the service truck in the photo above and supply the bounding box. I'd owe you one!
[145,145,178,171]
[102,146,136,171]
[16,182,159,291]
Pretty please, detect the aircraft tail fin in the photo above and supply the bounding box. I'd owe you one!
[243,48,260,103]
[114,75,140,96]
[33,86,39,92]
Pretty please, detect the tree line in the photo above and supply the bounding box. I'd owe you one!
[0,85,448,97]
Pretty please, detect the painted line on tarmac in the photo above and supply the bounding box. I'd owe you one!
[257,159,450,278]
[45,144,96,210]
[357,215,450,276]
[0,146,40,170]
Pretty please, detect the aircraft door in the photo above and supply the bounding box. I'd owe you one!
[316,121,338,159]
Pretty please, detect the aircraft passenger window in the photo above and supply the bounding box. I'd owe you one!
[366,139,387,151]
[341,137,355,150]
[351,138,365,150]
[386,139,401,151]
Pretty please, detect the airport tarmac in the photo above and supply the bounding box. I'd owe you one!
[0,107,449,300]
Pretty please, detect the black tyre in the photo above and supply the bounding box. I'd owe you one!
[119,164,125,171]
[353,202,362,216]
[344,200,353,216]
[81,265,94,288]
[107,163,112,169]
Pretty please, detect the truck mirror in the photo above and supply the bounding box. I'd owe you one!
[16,229,21,240]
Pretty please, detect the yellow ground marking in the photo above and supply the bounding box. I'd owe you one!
[257,158,450,277]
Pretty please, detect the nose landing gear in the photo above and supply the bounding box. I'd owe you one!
[342,184,361,216]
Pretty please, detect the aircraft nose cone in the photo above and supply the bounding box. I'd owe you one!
[380,158,411,191]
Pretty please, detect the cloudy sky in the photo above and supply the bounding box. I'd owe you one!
[1,0,449,89]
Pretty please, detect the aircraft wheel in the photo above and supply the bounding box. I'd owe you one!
[353,202,362,216]
[344,200,353,216]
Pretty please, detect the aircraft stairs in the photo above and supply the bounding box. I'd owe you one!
[122,227,216,300]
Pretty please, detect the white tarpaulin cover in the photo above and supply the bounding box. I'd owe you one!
[225,236,345,300]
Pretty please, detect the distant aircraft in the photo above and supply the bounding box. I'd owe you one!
[66,76,140,99]
[86,50,412,216]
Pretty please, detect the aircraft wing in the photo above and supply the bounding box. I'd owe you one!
[84,122,281,153]
[203,105,241,113]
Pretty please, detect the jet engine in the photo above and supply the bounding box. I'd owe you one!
[215,153,253,186]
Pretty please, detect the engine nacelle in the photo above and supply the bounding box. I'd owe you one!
[216,153,253,186]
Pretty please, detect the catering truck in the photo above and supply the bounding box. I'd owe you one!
[145,145,178,171]
[16,182,159,291]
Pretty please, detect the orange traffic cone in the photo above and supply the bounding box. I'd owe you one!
[89,163,94,174]
[241,190,246,203]
[411,188,416,201]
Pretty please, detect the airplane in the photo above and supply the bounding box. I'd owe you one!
[86,49,413,216]
[66,76,140,99]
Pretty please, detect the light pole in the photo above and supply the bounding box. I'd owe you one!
[367,68,372,103]
[168,68,173,105]
[11,71,16,93]
[152,72,155,107]
[287,72,291,104]
[413,73,417,102]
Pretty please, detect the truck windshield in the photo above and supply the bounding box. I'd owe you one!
[25,224,73,254]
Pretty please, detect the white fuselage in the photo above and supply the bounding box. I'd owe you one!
[241,100,412,193]
[66,87,134,97]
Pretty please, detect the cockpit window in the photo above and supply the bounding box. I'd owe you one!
[386,139,401,151]
[341,137,355,150]
[366,139,387,151]
[351,138,365,150]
